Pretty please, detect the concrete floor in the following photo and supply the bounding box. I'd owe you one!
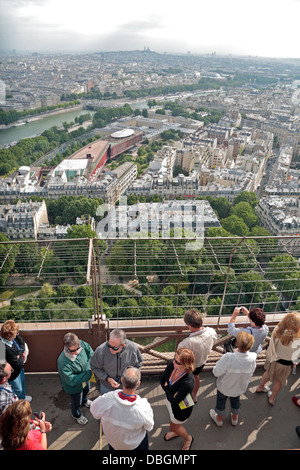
[22,366,300,452]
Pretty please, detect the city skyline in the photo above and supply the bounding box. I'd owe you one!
[0,0,300,59]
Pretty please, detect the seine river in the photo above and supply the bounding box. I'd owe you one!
[0,95,176,148]
[0,107,95,147]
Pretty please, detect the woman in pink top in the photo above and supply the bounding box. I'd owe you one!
[0,399,52,450]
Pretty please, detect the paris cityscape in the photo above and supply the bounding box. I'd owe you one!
[0,0,300,453]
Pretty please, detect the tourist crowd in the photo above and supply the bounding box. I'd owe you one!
[0,308,299,450]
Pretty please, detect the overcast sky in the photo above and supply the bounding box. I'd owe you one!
[0,0,300,58]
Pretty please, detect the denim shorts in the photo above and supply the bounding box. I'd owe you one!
[215,389,241,416]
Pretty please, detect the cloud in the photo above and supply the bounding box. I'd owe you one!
[0,1,168,53]
[1,0,300,57]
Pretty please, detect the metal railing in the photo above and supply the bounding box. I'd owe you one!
[1,235,299,373]
[0,235,299,326]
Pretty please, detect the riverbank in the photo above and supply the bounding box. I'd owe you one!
[0,103,83,130]
[0,106,95,148]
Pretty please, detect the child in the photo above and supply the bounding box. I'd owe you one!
[210,331,257,426]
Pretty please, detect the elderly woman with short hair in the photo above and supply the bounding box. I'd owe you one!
[57,332,94,425]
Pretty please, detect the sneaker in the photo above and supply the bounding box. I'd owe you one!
[209,409,223,427]
[231,413,238,426]
[72,414,88,425]
[25,395,32,402]
[84,399,92,408]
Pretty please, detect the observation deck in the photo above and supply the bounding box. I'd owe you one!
[22,367,300,451]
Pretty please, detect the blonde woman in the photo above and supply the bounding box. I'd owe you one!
[210,331,257,427]
[256,312,300,405]
[160,348,195,451]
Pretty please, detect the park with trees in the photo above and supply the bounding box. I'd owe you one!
[0,191,299,324]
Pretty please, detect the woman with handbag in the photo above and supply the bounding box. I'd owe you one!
[256,312,300,405]
[160,348,195,451]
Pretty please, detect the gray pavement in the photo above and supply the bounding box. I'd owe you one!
[22,367,300,451]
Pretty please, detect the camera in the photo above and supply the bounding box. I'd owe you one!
[34,411,43,419]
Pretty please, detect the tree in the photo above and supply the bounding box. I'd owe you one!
[106,242,134,276]
[267,254,300,296]
[147,99,157,108]
[37,283,56,309]
[206,226,232,238]
[206,296,222,316]
[47,299,84,320]
[221,215,250,237]
[0,233,19,286]
[67,224,96,239]
[233,191,258,208]
[14,241,39,275]
[4,302,25,322]
[56,284,77,301]
[209,197,232,219]
[77,285,93,307]
[118,298,140,317]
[291,296,300,312]
[263,293,280,313]
[139,296,160,317]
[232,201,258,229]
[235,271,271,306]
[250,225,273,239]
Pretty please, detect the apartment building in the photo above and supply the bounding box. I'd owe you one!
[256,196,300,236]
[108,161,137,196]
[96,199,221,239]
[175,148,195,173]
[0,199,48,240]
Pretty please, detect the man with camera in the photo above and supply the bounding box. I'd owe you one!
[227,306,269,354]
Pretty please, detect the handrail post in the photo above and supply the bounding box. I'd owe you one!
[216,237,245,332]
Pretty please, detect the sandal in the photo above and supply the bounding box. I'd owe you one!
[256,386,270,393]
[164,432,179,441]
[182,436,194,451]
[268,390,275,405]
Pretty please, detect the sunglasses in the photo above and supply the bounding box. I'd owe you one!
[68,346,81,353]
[106,341,122,351]
[174,357,181,366]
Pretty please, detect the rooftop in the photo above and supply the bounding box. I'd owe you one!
[68,139,109,162]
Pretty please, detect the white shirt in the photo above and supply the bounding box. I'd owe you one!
[90,390,154,450]
[213,350,257,397]
[178,327,217,367]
